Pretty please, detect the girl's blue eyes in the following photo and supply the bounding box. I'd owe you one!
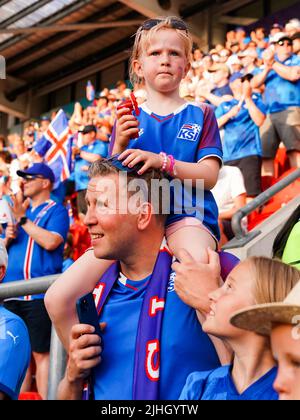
[150,51,180,56]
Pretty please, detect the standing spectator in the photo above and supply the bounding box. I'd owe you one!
[285,19,300,39]
[216,73,266,197]
[270,23,283,38]
[73,125,108,216]
[201,64,233,108]
[0,239,31,400]
[2,163,69,399]
[251,32,300,176]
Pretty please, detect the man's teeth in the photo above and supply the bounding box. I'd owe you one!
[91,234,104,239]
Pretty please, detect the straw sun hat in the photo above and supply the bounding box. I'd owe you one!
[230,280,300,336]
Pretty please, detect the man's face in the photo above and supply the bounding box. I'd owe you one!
[83,131,96,145]
[22,176,48,198]
[275,39,293,58]
[84,175,139,261]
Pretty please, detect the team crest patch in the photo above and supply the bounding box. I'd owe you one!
[177,124,201,141]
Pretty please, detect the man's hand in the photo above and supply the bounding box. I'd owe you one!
[5,223,17,245]
[115,107,139,148]
[262,48,275,67]
[172,248,221,314]
[9,192,30,223]
[66,324,103,384]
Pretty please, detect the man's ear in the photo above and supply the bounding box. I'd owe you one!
[137,202,153,231]
[0,265,6,283]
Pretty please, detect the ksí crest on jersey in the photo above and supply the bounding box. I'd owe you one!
[177,123,201,141]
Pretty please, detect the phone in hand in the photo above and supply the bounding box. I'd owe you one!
[76,293,103,339]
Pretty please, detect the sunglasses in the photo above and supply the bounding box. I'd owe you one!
[141,18,188,32]
[22,174,45,181]
[107,154,144,175]
[277,40,292,46]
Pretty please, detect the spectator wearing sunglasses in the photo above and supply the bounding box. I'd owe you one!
[2,163,69,399]
[251,32,300,177]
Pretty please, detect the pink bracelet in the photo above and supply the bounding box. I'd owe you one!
[160,152,168,172]
[167,154,176,177]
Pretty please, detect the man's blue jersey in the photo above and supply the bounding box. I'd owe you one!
[128,102,223,239]
[215,94,266,162]
[92,272,221,400]
[262,54,300,114]
[3,200,69,300]
[179,365,278,400]
[0,306,31,399]
[74,140,108,191]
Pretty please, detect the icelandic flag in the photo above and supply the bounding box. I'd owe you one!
[34,109,73,189]
[86,80,95,102]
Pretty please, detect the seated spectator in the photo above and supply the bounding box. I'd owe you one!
[230,273,300,400]
[216,73,266,197]
[251,32,300,177]
[212,166,247,243]
[0,239,31,400]
[73,125,108,216]
[174,255,298,400]
[238,49,259,75]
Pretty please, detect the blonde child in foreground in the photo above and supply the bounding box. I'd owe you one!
[46,17,223,349]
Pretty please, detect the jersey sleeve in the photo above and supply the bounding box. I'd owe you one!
[0,316,31,400]
[197,104,223,164]
[93,141,109,158]
[46,204,70,242]
[253,95,267,115]
[179,370,212,400]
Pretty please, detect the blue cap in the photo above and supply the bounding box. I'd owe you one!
[229,72,244,83]
[17,163,55,183]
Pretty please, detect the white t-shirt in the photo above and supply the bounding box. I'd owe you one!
[212,166,246,214]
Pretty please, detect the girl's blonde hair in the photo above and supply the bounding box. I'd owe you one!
[247,257,300,305]
[129,16,193,86]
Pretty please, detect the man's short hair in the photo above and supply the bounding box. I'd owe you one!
[88,157,168,223]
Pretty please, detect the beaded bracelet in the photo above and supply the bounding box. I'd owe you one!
[159,152,168,172]
[167,154,176,177]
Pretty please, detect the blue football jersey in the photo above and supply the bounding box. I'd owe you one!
[262,54,300,114]
[3,200,69,300]
[215,94,266,162]
[127,102,223,239]
[0,306,31,399]
[179,365,278,400]
[92,271,220,400]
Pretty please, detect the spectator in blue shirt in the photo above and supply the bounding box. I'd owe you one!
[216,72,266,197]
[251,32,300,177]
[73,125,108,216]
[0,239,31,400]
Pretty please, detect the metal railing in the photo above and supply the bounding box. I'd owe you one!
[0,275,66,400]
[223,168,300,250]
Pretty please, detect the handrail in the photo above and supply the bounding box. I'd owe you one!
[232,168,300,240]
[0,275,65,400]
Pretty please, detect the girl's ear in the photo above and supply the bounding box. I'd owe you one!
[133,59,144,79]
